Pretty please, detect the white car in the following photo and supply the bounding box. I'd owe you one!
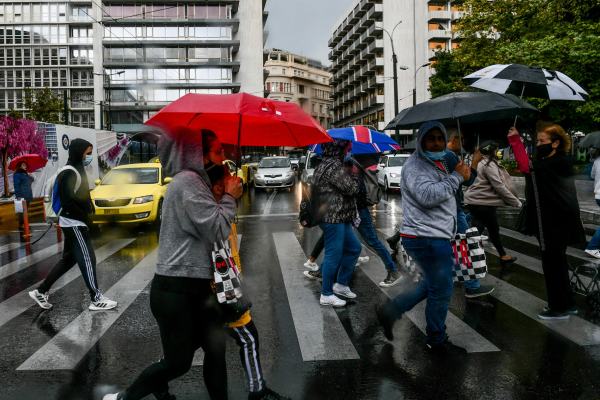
[300,151,322,185]
[376,154,410,191]
[254,157,296,191]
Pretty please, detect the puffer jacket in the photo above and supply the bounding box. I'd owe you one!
[464,158,521,208]
[313,139,360,224]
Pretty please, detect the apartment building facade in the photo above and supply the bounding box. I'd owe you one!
[0,1,267,134]
[264,48,332,130]
[328,0,466,142]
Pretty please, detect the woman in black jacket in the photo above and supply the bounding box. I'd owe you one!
[508,122,585,320]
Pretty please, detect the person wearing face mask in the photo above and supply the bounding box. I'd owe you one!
[30,139,118,311]
[508,122,585,320]
[312,138,362,307]
[374,121,471,357]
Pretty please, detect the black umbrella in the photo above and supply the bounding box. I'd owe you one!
[402,139,418,151]
[384,92,539,158]
[578,132,600,150]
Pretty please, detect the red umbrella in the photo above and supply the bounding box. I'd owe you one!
[9,154,48,172]
[144,93,332,147]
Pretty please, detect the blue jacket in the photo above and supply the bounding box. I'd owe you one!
[443,149,477,213]
[13,172,34,202]
[400,121,464,239]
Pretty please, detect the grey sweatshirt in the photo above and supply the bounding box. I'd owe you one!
[400,121,464,239]
[155,131,237,279]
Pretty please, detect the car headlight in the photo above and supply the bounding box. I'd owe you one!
[255,173,263,179]
[389,173,398,178]
[133,195,153,204]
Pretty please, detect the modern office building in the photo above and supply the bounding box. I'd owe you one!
[264,48,332,129]
[0,1,268,135]
[328,0,466,142]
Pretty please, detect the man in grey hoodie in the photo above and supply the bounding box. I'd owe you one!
[375,121,471,356]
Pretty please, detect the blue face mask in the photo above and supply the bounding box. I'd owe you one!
[83,155,93,166]
[424,150,446,161]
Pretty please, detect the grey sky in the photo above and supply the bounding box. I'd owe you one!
[264,0,355,65]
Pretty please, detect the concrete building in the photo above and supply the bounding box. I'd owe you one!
[328,0,466,143]
[264,48,332,129]
[0,1,268,135]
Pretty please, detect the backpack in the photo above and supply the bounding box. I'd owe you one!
[43,166,81,223]
[299,161,335,228]
[358,164,382,206]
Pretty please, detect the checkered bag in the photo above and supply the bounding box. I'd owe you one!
[212,239,243,304]
[400,240,423,282]
[452,227,487,282]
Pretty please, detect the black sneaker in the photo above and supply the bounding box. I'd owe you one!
[375,303,396,341]
[303,271,322,281]
[386,232,401,250]
[425,337,467,356]
[379,271,402,287]
[542,306,578,315]
[153,385,176,400]
[538,309,570,320]
[249,387,291,400]
[465,285,495,298]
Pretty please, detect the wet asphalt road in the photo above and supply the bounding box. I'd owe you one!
[2,177,600,400]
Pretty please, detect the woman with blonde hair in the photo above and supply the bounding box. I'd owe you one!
[508,122,585,320]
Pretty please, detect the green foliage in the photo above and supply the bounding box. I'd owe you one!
[23,87,68,124]
[7,108,23,118]
[499,159,523,176]
[429,0,600,133]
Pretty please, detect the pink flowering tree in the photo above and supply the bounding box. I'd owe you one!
[0,117,48,196]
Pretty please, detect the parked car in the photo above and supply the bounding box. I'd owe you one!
[254,156,295,191]
[300,150,322,186]
[376,154,410,191]
[91,163,170,225]
[287,151,303,170]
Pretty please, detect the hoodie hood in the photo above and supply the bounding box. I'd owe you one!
[321,138,350,160]
[68,138,93,167]
[416,121,447,163]
[157,127,210,187]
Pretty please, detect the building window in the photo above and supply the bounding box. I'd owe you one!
[429,41,446,49]
[378,110,384,122]
[282,68,286,74]
[312,104,315,112]
[298,85,304,94]
[429,4,446,11]
[319,105,323,113]
[429,23,446,31]
[271,68,276,74]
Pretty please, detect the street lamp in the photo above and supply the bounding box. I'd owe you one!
[411,62,431,139]
[94,70,124,130]
[381,20,402,144]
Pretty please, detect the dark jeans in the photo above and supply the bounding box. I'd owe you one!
[123,279,227,400]
[38,226,102,302]
[540,243,576,312]
[468,205,507,257]
[586,199,600,250]
[392,237,454,345]
[319,222,362,296]
[356,208,396,272]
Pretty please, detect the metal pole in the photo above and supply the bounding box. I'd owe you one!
[457,118,465,160]
[392,53,399,144]
[108,74,111,131]
[100,102,104,130]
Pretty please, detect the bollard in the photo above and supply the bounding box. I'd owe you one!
[22,200,32,241]
[56,223,62,243]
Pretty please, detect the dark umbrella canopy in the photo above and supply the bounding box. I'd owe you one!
[578,132,600,149]
[384,92,539,131]
[402,139,418,151]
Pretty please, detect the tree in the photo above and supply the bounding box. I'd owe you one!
[0,117,48,196]
[429,0,600,133]
[23,87,67,124]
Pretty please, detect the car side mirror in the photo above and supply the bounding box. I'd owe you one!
[94,179,101,185]
[163,177,172,184]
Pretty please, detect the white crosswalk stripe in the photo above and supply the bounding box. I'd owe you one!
[0,242,24,254]
[17,248,158,370]
[0,242,63,279]
[0,239,136,329]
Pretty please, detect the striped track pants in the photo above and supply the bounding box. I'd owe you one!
[227,320,265,393]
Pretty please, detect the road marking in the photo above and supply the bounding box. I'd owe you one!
[273,232,359,361]
[359,236,500,353]
[17,247,157,370]
[0,239,136,329]
[0,243,63,279]
[262,191,277,215]
[0,242,23,254]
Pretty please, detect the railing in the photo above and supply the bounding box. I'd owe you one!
[428,11,452,21]
[427,30,452,40]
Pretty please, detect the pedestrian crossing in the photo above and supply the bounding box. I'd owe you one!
[2,218,600,378]
[0,242,63,279]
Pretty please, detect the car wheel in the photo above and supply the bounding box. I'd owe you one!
[154,198,163,229]
[384,176,389,192]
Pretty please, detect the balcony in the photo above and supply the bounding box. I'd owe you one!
[428,11,452,21]
[373,95,384,104]
[452,11,466,20]
[427,29,452,40]
[373,39,384,51]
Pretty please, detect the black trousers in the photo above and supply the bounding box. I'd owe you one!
[124,281,227,400]
[227,320,265,393]
[38,226,101,302]
[468,205,507,257]
[540,243,576,312]
[311,232,325,259]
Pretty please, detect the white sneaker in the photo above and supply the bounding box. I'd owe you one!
[585,249,600,259]
[320,294,346,307]
[89,295,118,311]
[480,235,489,242]
[355,256,369,266]
[103,394,120,400]
[29,289,52,309]
[304,259,319,271]
[333,283,357,299]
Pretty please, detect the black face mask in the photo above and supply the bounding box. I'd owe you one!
[535,143,555,159]
[205,161,225,185]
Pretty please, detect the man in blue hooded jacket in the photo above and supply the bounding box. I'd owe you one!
[375,121,471,356]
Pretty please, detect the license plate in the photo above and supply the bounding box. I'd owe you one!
[266,181,271,184]
[105,209,119,215]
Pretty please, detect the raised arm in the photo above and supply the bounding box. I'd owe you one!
[508,127,530,174]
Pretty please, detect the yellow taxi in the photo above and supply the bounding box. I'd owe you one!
[224,159,246,184]
[91,162,171,225]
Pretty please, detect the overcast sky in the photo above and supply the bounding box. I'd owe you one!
[264,0,355,65]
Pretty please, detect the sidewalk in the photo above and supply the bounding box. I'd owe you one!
[511,177,600,223]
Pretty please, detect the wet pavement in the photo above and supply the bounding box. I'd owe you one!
[2,178,600,399]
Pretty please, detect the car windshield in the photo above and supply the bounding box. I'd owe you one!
[288,153,302,160]
[307,153,322,169]
[101,168,159,185]
[388,157,408,167]
[259,158,290,168]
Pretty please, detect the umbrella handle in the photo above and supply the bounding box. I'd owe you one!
[513,83,526,128]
